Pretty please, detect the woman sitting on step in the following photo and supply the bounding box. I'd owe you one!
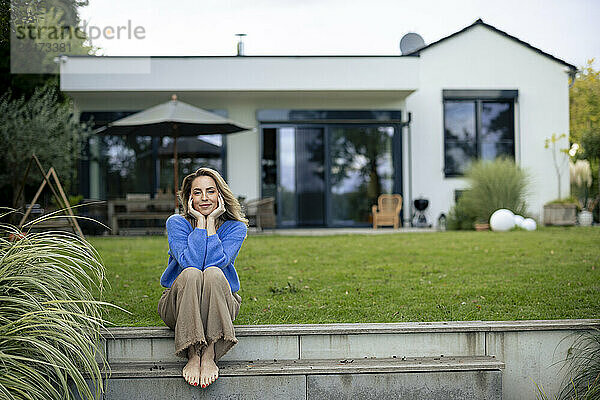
[158,167,248,389]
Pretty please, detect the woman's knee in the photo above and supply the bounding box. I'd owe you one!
[203,266,226,284]
[178,267,203,284]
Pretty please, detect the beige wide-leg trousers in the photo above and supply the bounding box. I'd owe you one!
[157,267,242,361]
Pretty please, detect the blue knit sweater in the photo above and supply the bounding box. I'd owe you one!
[160,214,247,293]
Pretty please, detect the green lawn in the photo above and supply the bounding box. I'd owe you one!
[89,227,600,327]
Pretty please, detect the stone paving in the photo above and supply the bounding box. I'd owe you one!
[248,227,437,236]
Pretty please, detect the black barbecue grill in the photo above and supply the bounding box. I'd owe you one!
[412,197,432,228]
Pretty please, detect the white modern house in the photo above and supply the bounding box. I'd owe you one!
[60,19,576,228]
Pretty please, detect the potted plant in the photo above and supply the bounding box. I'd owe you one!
[543,133,577,226]
[570,159,598,226]
[543,197,578,226]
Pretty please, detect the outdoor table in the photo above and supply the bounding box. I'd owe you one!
[107,198,174,235]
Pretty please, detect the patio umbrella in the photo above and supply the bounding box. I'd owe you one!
[95,94,252,210]
[157,136,222,158]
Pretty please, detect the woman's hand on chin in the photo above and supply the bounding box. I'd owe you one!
[208,194,226,221]
[188,197,206,229]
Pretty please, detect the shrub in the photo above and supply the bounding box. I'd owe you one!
[446,196,476,230]
[0,213,116,400]
[447,157,530,230]
[0,85,91,208]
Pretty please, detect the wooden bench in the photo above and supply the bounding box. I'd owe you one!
[107,197,174,235]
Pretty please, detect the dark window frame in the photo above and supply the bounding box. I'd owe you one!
[443,90,518,178]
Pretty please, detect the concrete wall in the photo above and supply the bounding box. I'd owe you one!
[405,24,572,224]
[60,56,419,92]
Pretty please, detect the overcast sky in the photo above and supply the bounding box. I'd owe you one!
[78,0,599,69]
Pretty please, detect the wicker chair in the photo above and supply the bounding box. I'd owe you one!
[244,197,276,230]
[371,194,403,229]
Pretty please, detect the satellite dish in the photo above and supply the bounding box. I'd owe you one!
[400,33,425,55]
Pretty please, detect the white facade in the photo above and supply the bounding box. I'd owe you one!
[60,20,574,227]
[405,23,573,223]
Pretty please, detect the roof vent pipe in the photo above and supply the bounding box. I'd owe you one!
[236,33,246,56]
[568,68,577,88]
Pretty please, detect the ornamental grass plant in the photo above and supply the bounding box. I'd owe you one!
[534,327,600,400]
[0,211,117,400]
[448,156,530,230]
[570,159,599,213]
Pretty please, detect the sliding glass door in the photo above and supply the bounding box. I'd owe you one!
[276,127,326,227]
[262,124,399,228]
[278,127,296,226]
[329,126,395,225]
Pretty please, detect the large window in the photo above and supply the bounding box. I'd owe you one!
[80,110,227,199]
[443,90,516,176]
[100,135,154,199]
[98,134,225,199]
[158,135,224,197]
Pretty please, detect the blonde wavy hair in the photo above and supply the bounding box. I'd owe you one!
[179,167,249,229]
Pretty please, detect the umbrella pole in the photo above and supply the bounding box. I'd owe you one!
[173,124,179,214]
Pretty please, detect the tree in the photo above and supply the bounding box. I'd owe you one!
[544,133,570,200]
[0,1,95,207]
[581,128,600,215]
[0,84,91,208]
[0,0,94,99]
[570,59,600,145]
[10,6,97,75]
[570,60,600,218]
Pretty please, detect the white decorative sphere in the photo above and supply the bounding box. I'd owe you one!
[513,215,525,227]
[490,209,515,232]
[521,218,537,231]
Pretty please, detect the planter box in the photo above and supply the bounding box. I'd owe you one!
[475,223,490,231]
[543,204,577,226]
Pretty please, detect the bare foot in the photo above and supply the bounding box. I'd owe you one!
[182,345,201,387]
[200,341,219,388]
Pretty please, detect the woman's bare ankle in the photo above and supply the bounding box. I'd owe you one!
[201,341,215,362]
[187,344,200,360]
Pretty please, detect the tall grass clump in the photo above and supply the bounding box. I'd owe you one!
[448,157,530,230]
[534,327,600,399]
[0,214,114,400]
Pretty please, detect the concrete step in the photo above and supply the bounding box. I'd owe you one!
[105,355,504,377]
[95,319,599,400]
[89,356,503,400]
